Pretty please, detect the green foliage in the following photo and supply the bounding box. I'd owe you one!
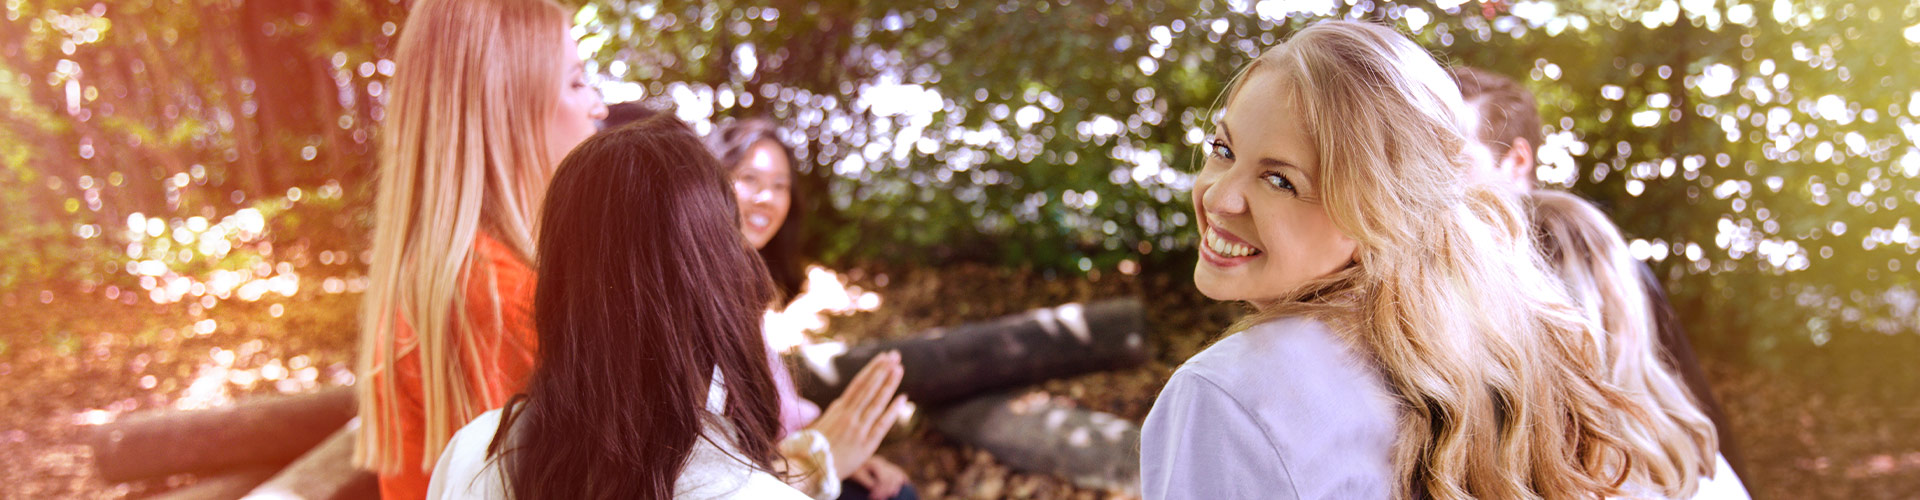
[1431,0,1920,361]
[576,0,1224,272]
[576,0,1920,358]
[2,0,1916,362]
[0,0,397,294]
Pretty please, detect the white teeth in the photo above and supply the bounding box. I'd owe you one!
[1205,229,1259,258]
[747,214,770,228]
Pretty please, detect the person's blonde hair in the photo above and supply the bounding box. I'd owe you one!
[1216,21,1675,498]
[1529,189,1720,496]
[355,0,571,475]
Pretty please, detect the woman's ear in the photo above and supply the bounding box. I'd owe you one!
[1500,137,1537,190]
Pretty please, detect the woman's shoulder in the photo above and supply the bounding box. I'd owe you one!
[427,405,809,500]
[446,407,507,447]
[461,231,536,315]
[1143,316,1398,498]
[1691,453,1751,499]
[1180,317,1363,386]
[1173,315,1398,433]
[469,232,534,283]
[676,420,813,499]
[427,408,511,499]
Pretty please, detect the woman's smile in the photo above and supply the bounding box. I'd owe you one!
[745,212,775,232]
[1200,222,1265,268]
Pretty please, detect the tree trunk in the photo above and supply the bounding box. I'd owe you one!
[931,390,1141,495]
[242,421,378,500]
[790,298,1148,407]
[88,386,356,482]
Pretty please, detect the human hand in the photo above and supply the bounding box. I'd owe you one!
[805,351,908,480]
[849,455,910,500]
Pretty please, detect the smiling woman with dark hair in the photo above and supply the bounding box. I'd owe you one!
[425,114,808,499]
[707,118,810,303]
[596,106,916,500]
[706,117,919,500]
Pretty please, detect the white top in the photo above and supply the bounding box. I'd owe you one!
[426,380,809,500]
[1691,455,1752,500]
[1141,316,1751,499]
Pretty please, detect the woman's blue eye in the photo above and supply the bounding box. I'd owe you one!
[1208,139,1234,160]
[1261,172,1296,192]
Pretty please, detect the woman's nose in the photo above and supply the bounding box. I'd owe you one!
[1200,171,1249,217]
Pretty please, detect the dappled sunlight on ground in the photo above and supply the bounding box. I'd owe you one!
[3,263,1919,498]
[0,239,362,498]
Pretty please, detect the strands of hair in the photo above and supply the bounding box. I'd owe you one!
[1452,66,1544,162]
[1530,190,1719,497]
[492,113,787,499]
[599,109,810,304]
[355,0,571,476]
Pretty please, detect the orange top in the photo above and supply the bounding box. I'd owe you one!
[378,233,539,500]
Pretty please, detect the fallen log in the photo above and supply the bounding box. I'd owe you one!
[146,466,278,500]
[93,299,1146,490]
[241,420,378,500]
[89,386,356,482]
[932,390,1141,495]
[791,298,1148,407]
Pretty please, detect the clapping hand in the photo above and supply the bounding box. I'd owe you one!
[805,351,909,480]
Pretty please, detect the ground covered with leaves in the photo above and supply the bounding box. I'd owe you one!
[4,263,1917,498]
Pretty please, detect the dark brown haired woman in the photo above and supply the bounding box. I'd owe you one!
[423,114,901,498]
[598,104,915,500]
[705,117,919,500]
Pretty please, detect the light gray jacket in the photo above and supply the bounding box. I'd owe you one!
[1140,316,1752,499]
[1141,317,1399,499]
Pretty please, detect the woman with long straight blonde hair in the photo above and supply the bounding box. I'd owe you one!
[1528,190,1748,498]
[354,0,606,497]
[1139,20,1697,498]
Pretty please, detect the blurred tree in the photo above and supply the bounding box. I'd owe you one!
[0,0,403,291]
[574,0,1222,272]
[2,0,1916,366]
[575,0,1919,362]
[1428,0,1920,365]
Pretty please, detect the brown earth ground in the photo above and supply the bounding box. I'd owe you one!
[4,263,1917,498]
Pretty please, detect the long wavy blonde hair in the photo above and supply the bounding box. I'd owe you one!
[354,0,570,475]
[1529,190,1720,496]
[1218,21,1675,498]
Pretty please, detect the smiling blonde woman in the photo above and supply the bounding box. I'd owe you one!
[1140,21,1702,499]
